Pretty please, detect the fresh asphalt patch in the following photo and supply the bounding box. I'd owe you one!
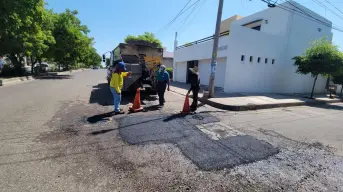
[119,113,279,171]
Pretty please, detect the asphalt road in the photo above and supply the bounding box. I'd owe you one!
[0,69,343,191]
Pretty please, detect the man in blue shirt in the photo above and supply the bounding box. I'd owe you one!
[156,65,170,106]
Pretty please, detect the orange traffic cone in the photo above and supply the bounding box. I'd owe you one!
[129,88,143,112]
[181,94,190,114]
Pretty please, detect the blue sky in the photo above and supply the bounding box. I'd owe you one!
[45,0,343,55]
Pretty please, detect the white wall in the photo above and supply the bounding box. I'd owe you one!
[174,61,187,83]
[282,2,333,94]
[174,36,229,63]
[198,57,226,88]
[224,25,288,93]
[233,5,290,36]
[175,0,333,94]
[223,1,332,94]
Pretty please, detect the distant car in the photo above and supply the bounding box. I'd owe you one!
[34,62,50,72]
[93,65,99,70]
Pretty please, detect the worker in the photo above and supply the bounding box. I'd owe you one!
[156,65,170,106]
[187,66,200,112]
[109,62,132,114]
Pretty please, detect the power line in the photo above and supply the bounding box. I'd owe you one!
[283,2,343,31]
[155,0,200,35]
[311,0,343,20]
[285,1,332,25]
[269,0,343,32]
[179,0,210,34]
[286,0,343,30]
[324,0,343,16]
[177,0,203,31]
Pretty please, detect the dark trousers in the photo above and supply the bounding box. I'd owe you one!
[157,81,167,105]
[190,87,199,111]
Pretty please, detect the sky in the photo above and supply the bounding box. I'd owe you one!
[45,0,343,56]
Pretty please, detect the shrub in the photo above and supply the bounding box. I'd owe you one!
[166,68,173,79]
[0,65,27,77]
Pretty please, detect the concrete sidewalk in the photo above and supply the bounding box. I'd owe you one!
[170,82,342,111]
[0,68,89,86]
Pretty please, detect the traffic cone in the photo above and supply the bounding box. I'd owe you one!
[181,94,190,114]
[129,88,143,112]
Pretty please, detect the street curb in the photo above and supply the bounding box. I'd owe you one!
[198,97,342,111]
[0,76,34,86]
[170,88,342,111]
[0,68,89,86]
[47,68,89,76]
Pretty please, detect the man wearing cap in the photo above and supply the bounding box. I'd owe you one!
[110,62,132,114]
[187,66,200,112]
[156,65,170,106]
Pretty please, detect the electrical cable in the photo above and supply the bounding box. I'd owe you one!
[155,0,201,35]
[311,0,343,20]
[177,0,203,31]
[323,0,343,16]
[262,0,343,32]
[179,0,210,34]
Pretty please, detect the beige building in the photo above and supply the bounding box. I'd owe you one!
[162,47,173,68]
[219,15,243,33]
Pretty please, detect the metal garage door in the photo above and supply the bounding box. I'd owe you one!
[198,57,226,88]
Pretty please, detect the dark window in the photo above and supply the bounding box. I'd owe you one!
[257,57,261,63]
[250,56,253,62]
[251,25,261,31]
[241,55,245,61]
[272,59,275,64]
[265,58,268,64]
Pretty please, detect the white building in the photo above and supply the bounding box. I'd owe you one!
[173,1,334,94]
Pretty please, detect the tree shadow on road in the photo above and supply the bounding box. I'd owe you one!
[309,103,343,111]
[89,83,158,107]
[89,83,132,106]
[87,111,115,124]
[35,74,73,80]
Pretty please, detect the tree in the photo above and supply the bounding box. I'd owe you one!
[293,38,343,98]
[47,9,94,70]
[105,58,111,67]
[184,42,192,47]
[0,0,46,75]
[124,32,162,48]
[25,9,56,73]
[333,75,343,98]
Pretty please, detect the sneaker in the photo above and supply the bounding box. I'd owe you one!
[114,111,125,115]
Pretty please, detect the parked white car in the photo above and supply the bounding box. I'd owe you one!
[34,62,50,72]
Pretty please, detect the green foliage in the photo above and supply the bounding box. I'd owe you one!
[105,58,111,67]
[166,68,173,79]
[293,38,343,98]
[0,0,46,74]
[293,38,343,77]
[0,1,99,76]
[333,75,343,85]
[45,9,98,70]
[184,42,192,47]
[124,32,163,48]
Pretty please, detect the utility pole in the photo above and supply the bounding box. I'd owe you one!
[208,0,224,98]
[173,32,178,82]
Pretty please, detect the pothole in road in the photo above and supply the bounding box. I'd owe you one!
[119,113,278,170]
[196,122,245,140]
